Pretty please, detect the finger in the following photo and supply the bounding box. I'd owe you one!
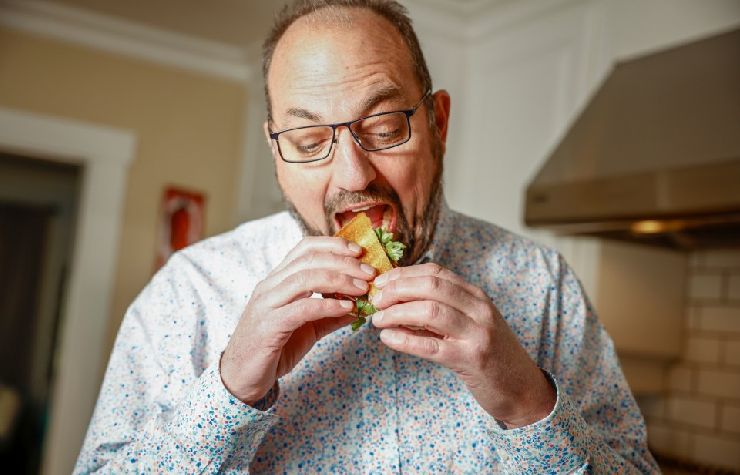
[272,237,362,274]
[374,262,487,300]
[372,300,470,338]
[371,275,479,316]
[265,269,370,308]
[263,252,376,292]
[379,327,461,365]
[313,315,357,339]
[274,297,355,332]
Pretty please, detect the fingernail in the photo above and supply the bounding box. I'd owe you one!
[353,279,368,290]
[374,273,388,287]
[339,300,353,309]
[370,290,382,305]
[348,243,362,253]
[372,311,384,323]
[360,263,376,276]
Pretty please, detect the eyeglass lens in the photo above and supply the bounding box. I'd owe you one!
[278,111,411,163]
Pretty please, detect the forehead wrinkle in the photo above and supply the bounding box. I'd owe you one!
[277,77,404,129]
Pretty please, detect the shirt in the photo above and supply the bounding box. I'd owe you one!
[75,202,659,474]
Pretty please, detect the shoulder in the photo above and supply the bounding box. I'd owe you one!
[142,211,301,301]
[176,211,300,273]
[444,209,564,282]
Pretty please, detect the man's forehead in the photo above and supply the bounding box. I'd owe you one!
[267,9,417,125]
[279,83,409,127]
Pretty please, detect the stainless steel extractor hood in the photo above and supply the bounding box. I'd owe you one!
[525,28,740,249]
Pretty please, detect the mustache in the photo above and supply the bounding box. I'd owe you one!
[324,184,402,218]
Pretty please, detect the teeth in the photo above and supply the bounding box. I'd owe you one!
[353,206,371,212]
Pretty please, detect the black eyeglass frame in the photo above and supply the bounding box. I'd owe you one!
[269,89,432,164]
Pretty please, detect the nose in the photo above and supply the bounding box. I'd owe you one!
[330,126,376,191]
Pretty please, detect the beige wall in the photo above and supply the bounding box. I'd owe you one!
[0,27,248,355]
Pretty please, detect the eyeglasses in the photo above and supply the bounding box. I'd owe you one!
[269,90,431,163]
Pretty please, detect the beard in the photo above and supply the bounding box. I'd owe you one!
[283,155,444,267]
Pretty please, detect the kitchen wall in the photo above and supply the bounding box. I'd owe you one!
[640,249,740,471]
[0,26,249,472]
[406,0,740,238]
[0,27,248,350]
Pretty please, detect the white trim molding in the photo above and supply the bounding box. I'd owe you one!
[0,0,251,82]
[0,107,136,475]
[404,0,585,41]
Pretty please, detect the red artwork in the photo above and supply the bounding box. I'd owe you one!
[155,186,206,270]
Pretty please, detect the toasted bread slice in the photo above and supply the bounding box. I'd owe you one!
[336,212,392,297]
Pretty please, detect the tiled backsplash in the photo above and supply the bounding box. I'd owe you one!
[638,250,740,471]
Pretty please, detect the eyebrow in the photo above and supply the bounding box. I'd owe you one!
[286,107,321,122]
[359,84,404,114]
[283,84,405,125]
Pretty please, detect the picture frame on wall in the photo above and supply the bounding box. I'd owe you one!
[155,186,206,271]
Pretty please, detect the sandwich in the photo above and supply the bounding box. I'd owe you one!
[335,212,405,330]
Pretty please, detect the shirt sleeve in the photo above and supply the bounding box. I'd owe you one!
[486,253,660,474]
[73,255,278,474]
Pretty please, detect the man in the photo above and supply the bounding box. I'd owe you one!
[76,0,658,473]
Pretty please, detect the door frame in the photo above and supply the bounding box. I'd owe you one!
[0,107,135,475]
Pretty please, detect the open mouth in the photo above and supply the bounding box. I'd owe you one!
[334,202,396,232]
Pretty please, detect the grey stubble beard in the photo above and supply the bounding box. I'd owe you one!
[283,155,443,267]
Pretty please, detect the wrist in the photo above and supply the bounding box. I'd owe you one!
[498,369,556,429]
[219,351,270,406]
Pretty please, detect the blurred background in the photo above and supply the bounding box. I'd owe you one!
[0,0,738,473]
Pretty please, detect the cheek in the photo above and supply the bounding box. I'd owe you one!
[277,163,330,226]
[382,156,434,216]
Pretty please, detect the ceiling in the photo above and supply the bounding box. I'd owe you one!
[44,0,512,48]
[46,0,291,48]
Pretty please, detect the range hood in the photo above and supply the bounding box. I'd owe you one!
[525,28,740,249]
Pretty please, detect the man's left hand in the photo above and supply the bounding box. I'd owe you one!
[370,263,556,429]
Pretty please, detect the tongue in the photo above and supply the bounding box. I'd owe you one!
[364,205,386,228]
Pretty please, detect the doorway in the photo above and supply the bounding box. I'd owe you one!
[0,153,81,474]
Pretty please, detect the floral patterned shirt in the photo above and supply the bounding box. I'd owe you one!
[75,203,658,474]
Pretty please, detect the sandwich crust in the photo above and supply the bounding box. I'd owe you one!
[335,212,392,297]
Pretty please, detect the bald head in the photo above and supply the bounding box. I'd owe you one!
[262,0,432,121]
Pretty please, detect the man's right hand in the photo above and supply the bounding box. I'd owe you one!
[220,237,375,406]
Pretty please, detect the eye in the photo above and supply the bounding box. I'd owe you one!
[354,112,408,147]
[282,127,333,157]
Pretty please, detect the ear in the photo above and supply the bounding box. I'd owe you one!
[263,120,279,161]
[432,90,451,156]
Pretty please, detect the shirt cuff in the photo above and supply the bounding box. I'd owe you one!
[166,362,278,470]
[485,371,593,473]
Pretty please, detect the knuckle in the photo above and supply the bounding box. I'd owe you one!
[426,301,441,323]
[479,325,494,349]
[472,285,488,300]
[287,270,313,291]
[469,329,494,369]
[424,276,441,293]
[341,255,358,268]
[419,337,440,355]
[425,262,444,276]
[293,298,311,314]
[478,301,498,323]
[332,271,350,285]
[303,251,321,267]
[323,298,343,312]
